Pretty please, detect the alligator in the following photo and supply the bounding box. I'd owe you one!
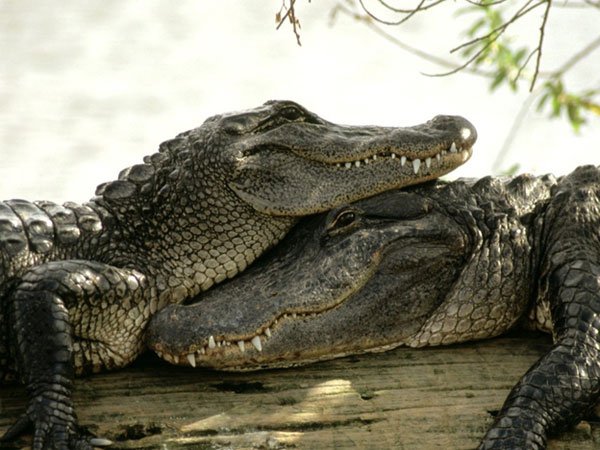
[0,100,476,449]
[148,165,600,449]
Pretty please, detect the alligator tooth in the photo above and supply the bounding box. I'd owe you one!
[355,160,361,167]
[345,162,351,169]
[400,156,407,167]
[412,159,421,174]
[251,335,262,351]
[208,335,216,349]
[156,351,163,358]
[436,153,441,162]
[364,158,369,164]
[336,163,341,168]
[372,154,377,160]
[462,150,469,162]
[425,157,431,169]
[186,353,197,367]
[172,354,180,364]
[265,327,272,338]
[441,150,447,156]
[292,313,297,318]
[237,340,245,353]
[450,142,457,153]
[90,438,114,447]
[200,347,206,355]
[391,153,396,159]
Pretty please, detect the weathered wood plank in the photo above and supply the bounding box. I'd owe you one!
[1,331,598,449]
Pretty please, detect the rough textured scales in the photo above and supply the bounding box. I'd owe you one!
[0,100,476,449]
[149,166,600,449]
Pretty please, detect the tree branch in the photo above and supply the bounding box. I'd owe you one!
[529,0,552,91]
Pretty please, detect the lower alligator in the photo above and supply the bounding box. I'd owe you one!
[148,165,600,449]
[0,100,476,449]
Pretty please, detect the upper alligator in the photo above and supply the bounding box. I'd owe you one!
[148,165,600,449]
[0,100,476,449]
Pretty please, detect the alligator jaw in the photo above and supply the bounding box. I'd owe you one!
[148,199,467,370]
[230,114,476,216]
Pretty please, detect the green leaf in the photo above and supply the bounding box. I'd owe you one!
[490,70,506,91]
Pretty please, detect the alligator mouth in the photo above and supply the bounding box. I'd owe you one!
[153,253,382,369]
[329,140,472,175]
[232,137,474,216]
[155,308,335,369]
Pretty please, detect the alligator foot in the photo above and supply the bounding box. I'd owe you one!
[1,391,88,449]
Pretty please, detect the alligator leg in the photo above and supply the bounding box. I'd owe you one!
[1,260,149,450]
[479,186,600,449]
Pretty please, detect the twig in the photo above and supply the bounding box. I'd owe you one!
[276,0,302,46]
[529,0,552,91]
[358,0,446,26]
[428,0,545,78]
[450,0,540,54]
[550,34,600,77]
[332,3,495,78]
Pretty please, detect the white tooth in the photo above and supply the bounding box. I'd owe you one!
[336,163,341,168]
[355,160,360,167]
[364,158,369,164]
[412,159,421,174]
[400,156,407,166]
[173,354,180,364]
[391,153,396,159]
[441,150,447,156]
[156,351,163,358]
[251,335,262,351]
[217,341,222,347]
[425,157,431,168]
[208,335,216,349]
[462,150,469,162]
[238,340,245,353]
[345,162,351,169]
[186,353,197,367]
[292,313,297,318]
[436,153,441,162]
[450,142,457,153]
[372,154,377,160]
[265,327,272,338]
[200,347,206,355]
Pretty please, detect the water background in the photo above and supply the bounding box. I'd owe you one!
[1,1,599,203]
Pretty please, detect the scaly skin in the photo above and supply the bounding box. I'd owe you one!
[148,166,600,449]
[0,100,476,449]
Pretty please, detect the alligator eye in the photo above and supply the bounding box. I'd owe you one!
[280,107,304,122]
[330,210,357,230]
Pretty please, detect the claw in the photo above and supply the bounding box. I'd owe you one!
[0,413,32,442]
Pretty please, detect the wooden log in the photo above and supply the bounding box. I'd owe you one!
[1,331,598,449]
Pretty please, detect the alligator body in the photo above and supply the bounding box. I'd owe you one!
[0,100,476,449]
[148,165,600,449]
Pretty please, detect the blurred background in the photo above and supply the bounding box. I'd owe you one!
[1,1,599,203]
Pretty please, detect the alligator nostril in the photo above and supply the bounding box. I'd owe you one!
[460,127,473,141]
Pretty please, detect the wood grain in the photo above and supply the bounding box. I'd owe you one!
[1,331,598,449]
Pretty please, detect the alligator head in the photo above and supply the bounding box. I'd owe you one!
[223,100,476,215]
[98,101,476,215]
[147,183,510,369]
